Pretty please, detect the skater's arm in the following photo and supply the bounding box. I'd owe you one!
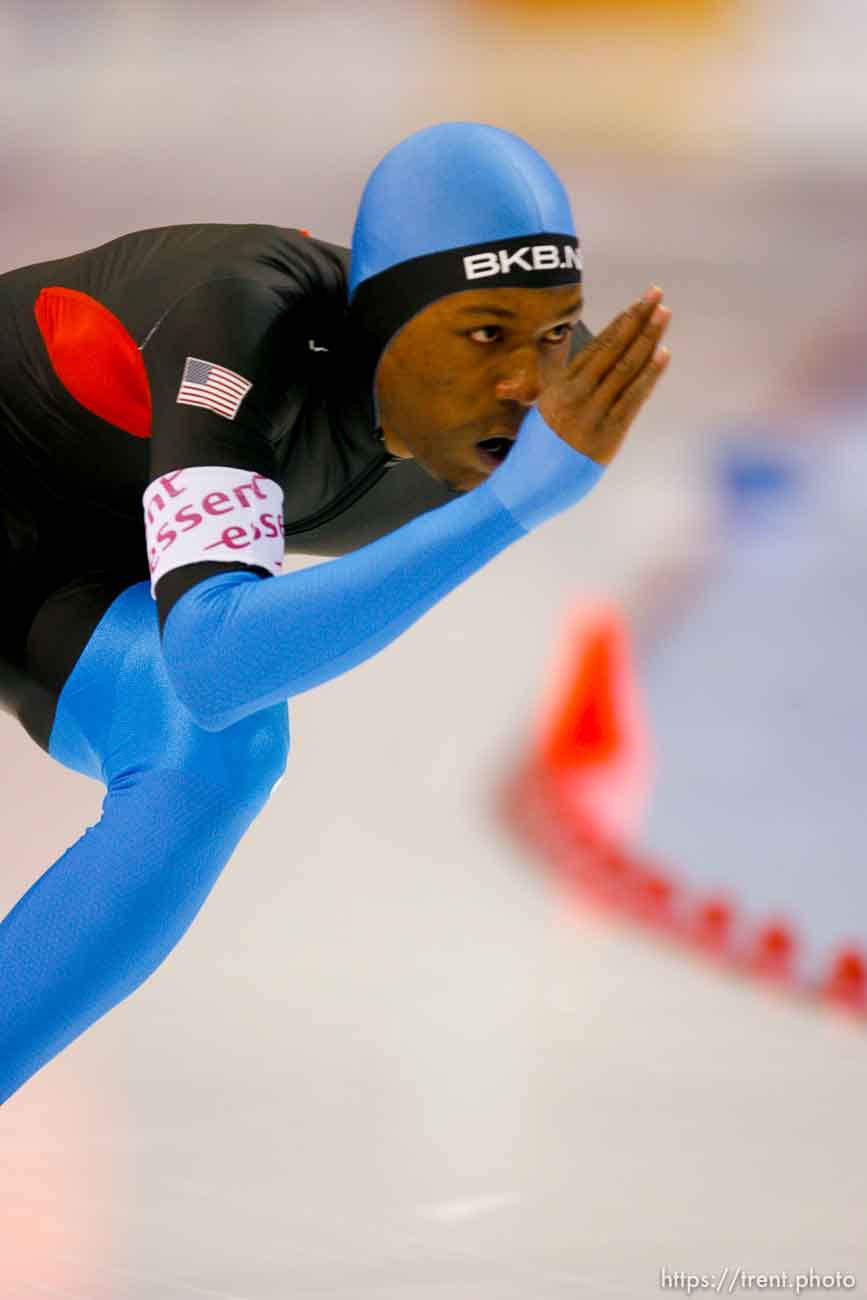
[157,409,604,731]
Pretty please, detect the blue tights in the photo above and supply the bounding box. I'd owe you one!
[0,581,289,1105]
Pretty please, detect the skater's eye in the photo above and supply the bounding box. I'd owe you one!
[466,323,576,346]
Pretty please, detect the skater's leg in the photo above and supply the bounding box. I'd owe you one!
[0,581,289,1105]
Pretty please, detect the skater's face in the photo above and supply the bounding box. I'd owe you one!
[374,284,584,493]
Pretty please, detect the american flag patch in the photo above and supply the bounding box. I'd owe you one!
[176,356,252,420]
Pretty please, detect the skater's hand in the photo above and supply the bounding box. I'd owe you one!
[531,287,671,466]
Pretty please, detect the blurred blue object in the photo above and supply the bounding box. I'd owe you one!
[716,429,805,531]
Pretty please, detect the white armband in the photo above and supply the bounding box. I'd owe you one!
[143,466,284,596]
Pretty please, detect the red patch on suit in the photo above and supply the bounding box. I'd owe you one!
[34,286,153,439]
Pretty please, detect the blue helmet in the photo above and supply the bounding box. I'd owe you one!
[348,122,581,362]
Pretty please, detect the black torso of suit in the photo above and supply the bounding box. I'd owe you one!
[0,221,463,576]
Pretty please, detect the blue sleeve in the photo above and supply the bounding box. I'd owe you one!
[160,409,606,731]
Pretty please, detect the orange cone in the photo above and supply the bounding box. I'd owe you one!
[531,600,653,846]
